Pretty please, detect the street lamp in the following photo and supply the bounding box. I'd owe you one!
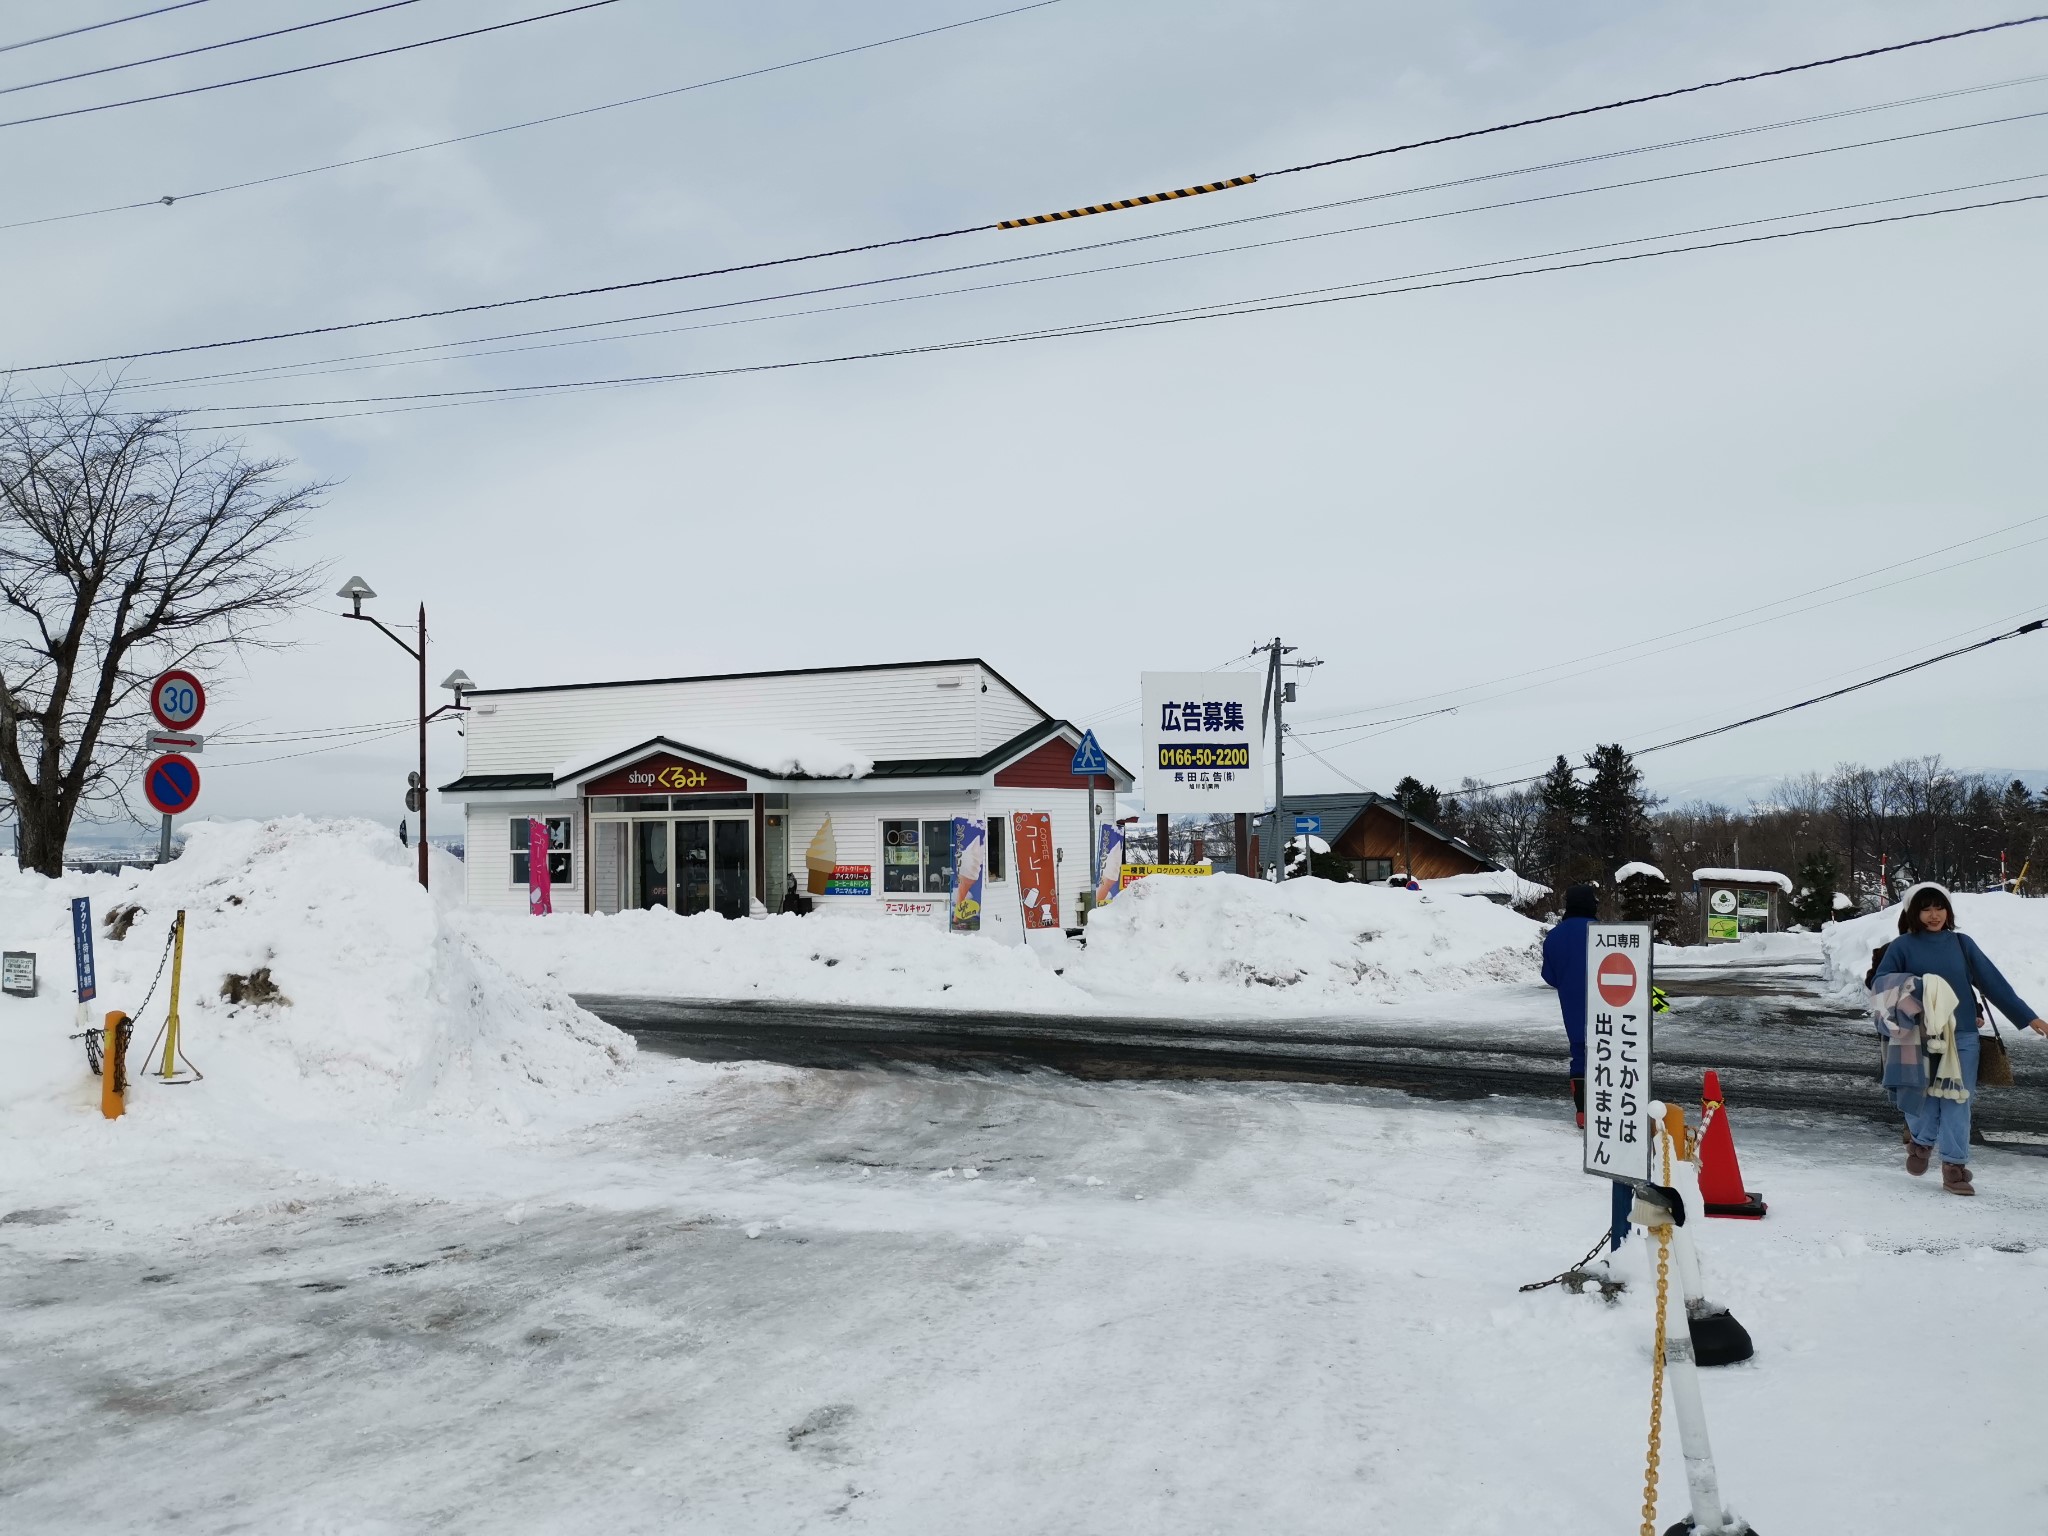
[339,577,468,889]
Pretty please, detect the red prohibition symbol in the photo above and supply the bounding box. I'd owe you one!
[151,670,206,730]
[1596,952,1639,1010]
[144,754,202,816]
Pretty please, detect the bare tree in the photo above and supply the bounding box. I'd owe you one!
[0,390,324,874]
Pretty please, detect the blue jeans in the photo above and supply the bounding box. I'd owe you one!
[1900,1029,1980,1164]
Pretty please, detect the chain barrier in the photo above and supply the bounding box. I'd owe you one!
[72,921,179,1078]
[1640,1218,1672,1536]
[1518,1228,1623,1295]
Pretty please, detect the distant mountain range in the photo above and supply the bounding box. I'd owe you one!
[1648,769,2048,808]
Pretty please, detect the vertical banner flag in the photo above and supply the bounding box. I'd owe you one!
[1014,812,1060,930]
[71,896,96,1003]
[1582,923,1654,1183]
[949,816,986,933]
[528,818,554,917]
[1140,671,1268,814]
[1093,822,1124,906]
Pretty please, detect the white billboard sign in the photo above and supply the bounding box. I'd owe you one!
[1582,923,1654,1184]
[1140,671,1267,814]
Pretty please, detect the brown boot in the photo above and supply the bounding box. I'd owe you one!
[1941,1162,1975,1196]
[1905,1142,1931,1177]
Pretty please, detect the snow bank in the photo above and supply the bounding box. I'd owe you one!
[1069,872,1542,1005]
[0,818,631,1131]
[1822,892,2048,1013]
[459,903,1096,1012]
[1422,869,1549,906]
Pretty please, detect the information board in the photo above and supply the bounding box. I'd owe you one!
[1140,671,1267,814]
[1582,922,1654,1183]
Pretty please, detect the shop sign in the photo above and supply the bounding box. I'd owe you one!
[1118,863,1211,889]
[950,817,986,933]
[1013,812,1060,930]
[883,900,937,917]
[824,864,872,896]
[584,751,747,797]
[1140,670,1267,814]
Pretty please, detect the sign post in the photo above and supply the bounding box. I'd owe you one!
[147,670,206,861]
[71,896,96,1040]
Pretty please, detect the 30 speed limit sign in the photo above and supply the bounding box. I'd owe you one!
[150,670,206,731]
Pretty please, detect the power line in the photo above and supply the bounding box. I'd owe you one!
[0,0,1068,233]
[0,1,217,57]
[1448,617,2048,796]
[16,11,2043,368]
[0,0,428,99]
[176,182,2048,427]
[0,0,622,133]
[107,99,2048,400]
[1262,12,2048,179]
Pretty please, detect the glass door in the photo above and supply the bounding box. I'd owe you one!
[676,820,712,916]
[634,820,669,910]
[713,820,749,919]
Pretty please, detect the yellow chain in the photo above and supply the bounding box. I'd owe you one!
[1639,1223,1671,1536]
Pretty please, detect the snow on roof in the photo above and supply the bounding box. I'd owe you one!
[1691,867,1793,893]
[1831,892,1855,911]
[554,729,873,783]
[1615,861,1666,884]
[1422,870,1550,904]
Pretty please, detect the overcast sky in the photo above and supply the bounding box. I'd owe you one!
[5,0,2045,841]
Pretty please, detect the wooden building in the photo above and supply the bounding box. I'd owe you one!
[1278,793,1497,882]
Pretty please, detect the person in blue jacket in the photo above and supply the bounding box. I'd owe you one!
[1873,883,2048,1195]
[1541,883,1633,1248]
[1541,883,1602,1125]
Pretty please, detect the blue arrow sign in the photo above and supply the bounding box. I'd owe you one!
[1293,814,1322,835]
[1070,729,1109,776]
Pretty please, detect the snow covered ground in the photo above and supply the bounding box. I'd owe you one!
[6,820,2045,1532]
[6,1054,2046,1534]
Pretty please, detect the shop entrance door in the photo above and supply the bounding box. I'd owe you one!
[635,817,750,918]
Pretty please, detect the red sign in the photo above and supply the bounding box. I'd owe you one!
[1596,952,1638,1009]
[527,817,553,916]
[583,752,747,797]
[150,670,205,730]
[143,754,201,815]
[1013,811,1060,930]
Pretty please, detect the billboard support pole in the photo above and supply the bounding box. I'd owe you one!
[157,812,172,865]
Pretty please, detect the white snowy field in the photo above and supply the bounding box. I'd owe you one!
[5,1055,2047,1535]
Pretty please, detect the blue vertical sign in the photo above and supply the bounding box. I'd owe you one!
[71,896,96,1003]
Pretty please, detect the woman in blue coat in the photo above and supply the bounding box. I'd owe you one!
[1873,884,2048,1195]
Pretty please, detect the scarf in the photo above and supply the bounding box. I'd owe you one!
[1922,973,1969,1102]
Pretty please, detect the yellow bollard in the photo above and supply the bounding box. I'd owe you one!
[101,1010,130,1119]
[157,910,187,1079]
[1663,1101,1692,1163]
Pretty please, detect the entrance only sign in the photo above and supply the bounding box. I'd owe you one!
[1139,670,1267,815]
[1582,923,1654,1184]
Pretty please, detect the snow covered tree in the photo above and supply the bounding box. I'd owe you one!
[0,391,323,875]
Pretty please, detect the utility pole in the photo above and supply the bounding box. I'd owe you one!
[1254,638,1291,880]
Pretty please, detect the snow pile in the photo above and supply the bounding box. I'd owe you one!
[1821,891,2048,1014]
[459,903,1096,1012]
[1070,872,1543,1004]
[1423,869,1549,905]
[0,817,631,1130]
[1614,861,1666,883]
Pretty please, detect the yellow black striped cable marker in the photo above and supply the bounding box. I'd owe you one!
[999,174,1257,229]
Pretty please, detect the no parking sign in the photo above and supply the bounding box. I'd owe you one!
[144,754,202,816]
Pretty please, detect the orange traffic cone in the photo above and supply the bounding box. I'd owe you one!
[1698,1069,1767,1219]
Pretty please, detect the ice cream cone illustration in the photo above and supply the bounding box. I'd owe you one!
[806,816,837,895]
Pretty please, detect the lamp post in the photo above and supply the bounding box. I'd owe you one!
[339,577,469,889]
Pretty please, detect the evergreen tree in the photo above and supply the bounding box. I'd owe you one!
[1392,775,1443,826]
[1790,849,1841,928]
[1582,743,1655,876]
[1616,870,1678,944]
[1537,755,1584,889]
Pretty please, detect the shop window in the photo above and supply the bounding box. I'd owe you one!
[881,819,955,893]
[1355,857,1393,883]
[512,817,573,885]
[988,816,1007,881]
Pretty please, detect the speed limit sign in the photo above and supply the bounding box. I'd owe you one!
[151,670,206,731]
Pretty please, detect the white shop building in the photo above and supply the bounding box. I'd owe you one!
[439,657,1131,940]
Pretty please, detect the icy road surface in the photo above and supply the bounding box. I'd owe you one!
[6,1059,2047,1534]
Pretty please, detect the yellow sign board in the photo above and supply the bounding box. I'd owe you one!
[1118,864,1212,889]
